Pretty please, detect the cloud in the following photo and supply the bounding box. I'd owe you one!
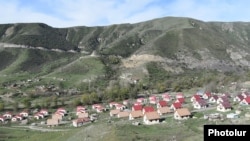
[0,0,250,27]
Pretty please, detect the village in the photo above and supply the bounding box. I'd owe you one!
[1,88,250,130]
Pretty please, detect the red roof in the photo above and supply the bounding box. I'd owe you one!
[172,102,182,109]
[177,98,185,104]
[204,91,212,97]
[132,105,143,111]
[244,96,250,103]
[158,100,168,107]
[143,106,154,113]
[193,95,201,100]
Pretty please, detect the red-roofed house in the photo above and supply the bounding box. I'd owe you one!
[11,114,23,122]
[209,95,219,103]
[240,97,250,105]
[149,95,158,104]
[170,102,182,111]
[137,98,147,104]
[142,106,155,114]
[132,105,143,111]
[109,102,119,108]
[76,106,86,111]
[175,98,185,104]
[133,102,142,106]
[193,99,208,109]
[92,104,102,110]
[0,116,6,122]
[217,102,232,112]
[157,100,168,108]
[72,117,91,127]
[129,111,143,120]
[57,107,67,114]
[115,104,126,110]
[96,106,105,113]
[216,96,229,104]
[123,100,129,105]
[34,112,44,120]
[162,93,172,101]
[40,109,49,116]
[190,95,201,103]
[242,92,250,98]
[233,94,244,102]
[19,110,29,118]
[3,112,12,119]
[202,92,212,99]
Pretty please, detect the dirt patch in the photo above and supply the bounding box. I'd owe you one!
[122,54,165,68]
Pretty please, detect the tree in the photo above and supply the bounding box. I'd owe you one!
[22,98,31,109]
[0,102,4,111]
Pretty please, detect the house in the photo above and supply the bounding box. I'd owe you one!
[193,99,208,109]
[149,95,158,104]
[78,112,89,118]
[157,107,172,116]
[3,112,12,119]
[175,98,185,104]
[47,118,59,127]
[216,96,229,104]
[190,95,201,103]
[55,111,65,117]
[19,110,29,118]
[209,95,219,103]
[217,102,232,112]
[34,112,44,120]
[110,109,120,117]
[40,109,49,116]
[129,111,143,120]
[11,115,23,122]
[76,109,87,116]
[143,111,160,125]
[162,93,172,101]
[156,100,168,108]
[142,106,154,114]
[170,102,182,111]
[117,111,130,118]
[137,98,147,104]
[109,102,119,108]
[176,93,184,99]
[92,104,103,110]
[240,96,250,105]
[132,105,143,111]
[174,108,191,120]
[76,106,86,111]
[96,106,105,113]
[0,116,6,122]
[72,117,91,127]
[52,113,63,121]
[57,107,67,114]
[241,92,250,98]
[222,92,231,98]
[233,94,244,102]
[202,91,212,99]
[115,104,126,110]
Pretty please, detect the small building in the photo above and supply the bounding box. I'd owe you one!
[132,105,143,111]
[52,113,63,121]
[240,97,250,105]
[174,108,191,120]
[129,111,143,120]
[19,110,29,118]
[233,94,244,102]
[110,109,120,117]
[175,98,185,104]
[176,93,184,99]
[78,112,89,118]
[47,118,59,127]
[142,106,154,115]
[156,100,168,108]
[217,102,232,112]
[157,107,172,116]
[170,102,182,111]
[209,95,219,103]
[162,93,172,101]
[202,91,212,99]
[193,99,208,109]
[117,111,130,118]
[143,111,160,125]
[190,95,201,103]
[72,117,91,127]
[40,109,49,116]
[3,112,12,119]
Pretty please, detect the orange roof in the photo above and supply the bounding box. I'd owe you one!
[144,111,160,120]
[175,108,191,116]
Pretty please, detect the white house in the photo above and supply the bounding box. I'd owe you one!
[240,97,250,105]
[143,111,160,125]
[193,99,208,109]
[174,108,191,120]
[217,102,232,112]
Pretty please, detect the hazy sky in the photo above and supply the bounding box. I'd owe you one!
[0,0,249,27]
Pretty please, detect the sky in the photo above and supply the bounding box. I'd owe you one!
[0,0,250,28]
